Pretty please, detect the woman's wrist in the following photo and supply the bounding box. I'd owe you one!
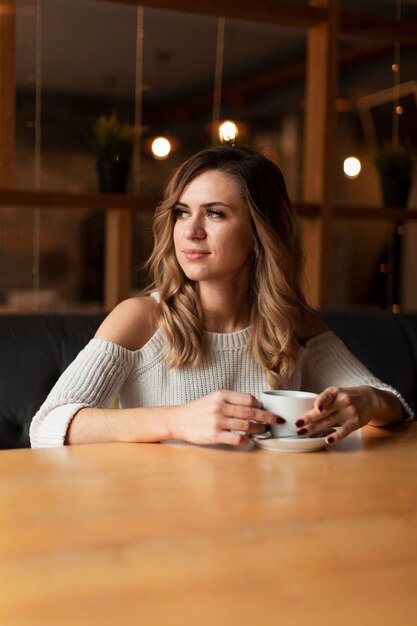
[160,405,185,441]
[367,388,404,427]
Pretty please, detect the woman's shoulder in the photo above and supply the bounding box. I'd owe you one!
[297,309,329,346]
[94,296,159,351]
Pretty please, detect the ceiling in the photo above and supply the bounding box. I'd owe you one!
[15,0,417,103]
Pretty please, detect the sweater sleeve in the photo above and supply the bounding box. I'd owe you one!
[301,331,414,421]
[29,338,135,448]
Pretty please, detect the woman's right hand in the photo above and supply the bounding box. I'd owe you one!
[170,390,284,446]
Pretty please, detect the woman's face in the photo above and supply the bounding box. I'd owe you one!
[173,169,254,285]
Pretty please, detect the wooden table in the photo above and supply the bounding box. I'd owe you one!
[1,424,416,626]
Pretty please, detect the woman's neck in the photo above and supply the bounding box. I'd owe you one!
[198,282,251,333]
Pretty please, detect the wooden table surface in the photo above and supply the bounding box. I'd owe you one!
[1,424,416,626]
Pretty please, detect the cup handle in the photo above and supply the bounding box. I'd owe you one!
[252,426,272,440]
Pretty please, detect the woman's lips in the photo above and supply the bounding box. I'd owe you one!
[182,249,210,260]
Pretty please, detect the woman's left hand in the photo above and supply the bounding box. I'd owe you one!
[295,385,404,444]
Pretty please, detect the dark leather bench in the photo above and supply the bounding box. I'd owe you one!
[0,310,416,449]
[320,309,417,416]
[0,313,105,449]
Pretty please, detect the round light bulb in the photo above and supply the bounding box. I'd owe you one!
[218,120,238,143]
[151,136,171,159]
[343,156,361,179]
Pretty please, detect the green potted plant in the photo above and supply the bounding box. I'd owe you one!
[93,112,137,194]
[373,142,416,207]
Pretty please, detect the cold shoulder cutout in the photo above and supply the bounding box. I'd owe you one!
[95,296,159,352]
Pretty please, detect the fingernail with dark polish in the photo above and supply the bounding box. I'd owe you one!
[318,404,323,412]
[276,417,286,424]
[297,428,307,436]
[327,436,334,444]
[295,419,304,427]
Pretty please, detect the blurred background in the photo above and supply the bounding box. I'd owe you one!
[1,0,417,312]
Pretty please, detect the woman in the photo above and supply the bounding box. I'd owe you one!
[30,146,412,448]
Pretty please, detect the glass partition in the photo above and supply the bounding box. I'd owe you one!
[10,1,308,310]
[5,1,416,312]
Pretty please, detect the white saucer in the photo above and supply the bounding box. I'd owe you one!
[254,435,327,453]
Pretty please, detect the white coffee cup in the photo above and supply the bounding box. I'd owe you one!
[261,390,318,438]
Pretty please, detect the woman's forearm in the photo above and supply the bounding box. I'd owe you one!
[65,390,277,446]
[65,405,180,445]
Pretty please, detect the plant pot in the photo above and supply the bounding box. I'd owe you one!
[97,159,130,194]
[381,177,411,208]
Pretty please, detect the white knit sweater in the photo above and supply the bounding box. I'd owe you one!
[29,327,413,448]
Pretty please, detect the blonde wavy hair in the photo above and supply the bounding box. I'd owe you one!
[146,146,312,388]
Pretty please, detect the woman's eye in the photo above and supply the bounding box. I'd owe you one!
[173,207,188,219]
[173,207,225,219]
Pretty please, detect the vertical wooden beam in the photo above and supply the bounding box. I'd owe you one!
[104,209,132,310]
[0,0,16,186]
[302,0,340,308]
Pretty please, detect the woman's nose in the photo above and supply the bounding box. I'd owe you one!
[184,216,206,239]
